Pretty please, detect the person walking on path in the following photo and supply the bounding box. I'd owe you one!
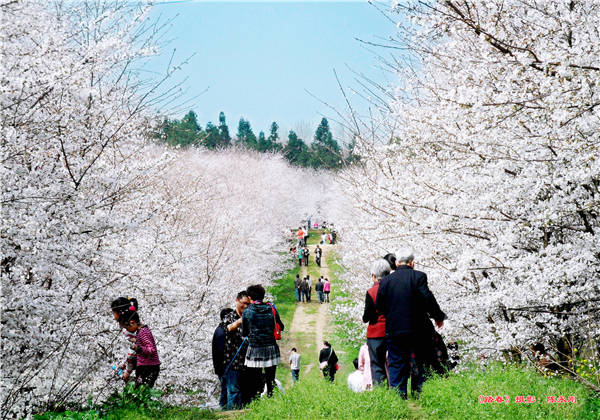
[297,247,303,266]
[375,248,446,399]
[294,274,302,302]
[315,277,324,304]
[300,277,308,302]
[297,227,304,247]
[315,245,322,267]
[242,284,285,399]
[323,278,331,303]
[319,341,338,382]
[302,247,309,266]
[213,308,235,408]
[289,347,301,383]
[306,275,312,302]
[362,259,392,386]
[222,291,251,409]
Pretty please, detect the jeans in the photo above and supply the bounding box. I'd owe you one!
[317,291,324,303]
[223,369,242,409]
[218,376,227,409]
[291,369,299,383]
[295,288,300,302]
[301,290,308,302]
[387,335,422,398]
[367,337,388,385]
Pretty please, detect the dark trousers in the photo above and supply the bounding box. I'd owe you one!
[367,337,388,385]
[247,366,277,399]
[135,364,160,388]
[291,369,299,383]
[324,291,330,302]
[322,365,336,382]
[387,334,422,397]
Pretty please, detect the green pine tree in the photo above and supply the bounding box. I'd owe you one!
[310,117,342,170]
[283,130,309,166]
[236,118,257,149]
[218,111,231,148]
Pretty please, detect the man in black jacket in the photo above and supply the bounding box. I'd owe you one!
[212,308,234,408]
[375,248,446,398]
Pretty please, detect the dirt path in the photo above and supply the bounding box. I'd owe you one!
[288,241,334,378]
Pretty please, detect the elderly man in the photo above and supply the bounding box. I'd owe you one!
[375,248,446,399]
[362,259,392,386]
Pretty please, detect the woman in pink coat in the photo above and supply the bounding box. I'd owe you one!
[323,278,331,302]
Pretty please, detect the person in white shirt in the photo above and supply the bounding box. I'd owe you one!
[347,357,365,392]
[289,348,301,383]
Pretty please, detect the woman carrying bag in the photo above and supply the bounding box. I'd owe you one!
[319,341,338,382]
[242,284,285,399]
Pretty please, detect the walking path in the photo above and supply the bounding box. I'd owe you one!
[287,239,334,381]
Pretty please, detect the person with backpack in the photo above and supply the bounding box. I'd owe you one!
[213,308,235,408]
[242,285,285,399]
[319,341,338,382]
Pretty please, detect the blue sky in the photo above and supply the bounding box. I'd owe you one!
[144,1,397,140]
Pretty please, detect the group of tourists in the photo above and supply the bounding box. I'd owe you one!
[110,297,161,388]
[294,275,331,304]
[347,249,453,398]
[211,285,285,410]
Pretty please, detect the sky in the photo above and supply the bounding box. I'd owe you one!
[143,0,398,140]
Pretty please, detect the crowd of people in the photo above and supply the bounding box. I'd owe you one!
[109,224,454,409]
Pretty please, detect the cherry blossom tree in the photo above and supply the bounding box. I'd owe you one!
[1,0,327,416]
[334,0,600,378]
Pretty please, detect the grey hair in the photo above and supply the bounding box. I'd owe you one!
[370,259,391,280]
[395,248,415,264]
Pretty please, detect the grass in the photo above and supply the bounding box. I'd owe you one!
[240,375,413,420]
[420,363,596,420]
[266,262,299,331]
[325,250,363,379]
[239,363,597,420]
[306,229,324,246]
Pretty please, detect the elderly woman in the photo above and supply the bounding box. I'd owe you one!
[362,259,392,386]
[242,284,284,399]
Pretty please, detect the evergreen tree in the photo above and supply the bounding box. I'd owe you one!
[236,118,257,149]
[283,130,309,166]
[218,111,231,147]
[161,110,203,147]
[257,131,268,152]
[268,121,282,151]
[310,117,341,170]
[203,121,220,149]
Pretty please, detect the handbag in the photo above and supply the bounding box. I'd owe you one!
[269,303,282,340]
[320,347,334,370]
